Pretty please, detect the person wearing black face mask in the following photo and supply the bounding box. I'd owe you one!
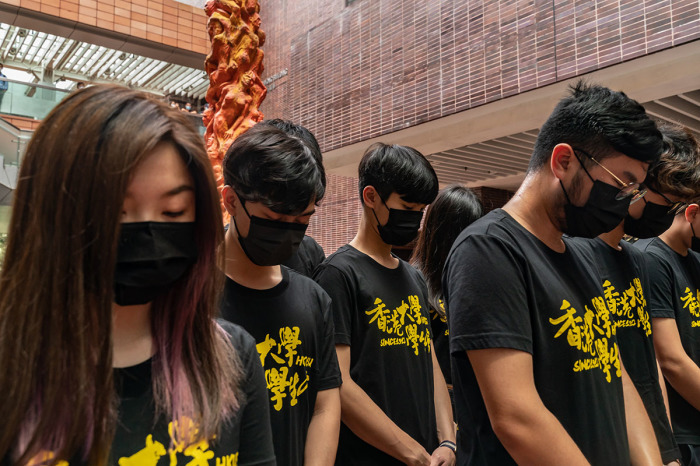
[443,82,666,465]
[636,196,700,466]
[219,121,343,466]
[567,123,700,465]
[313,143,456,466]
[630,124,700,466]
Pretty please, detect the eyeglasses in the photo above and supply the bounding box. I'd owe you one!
[646,187,689,215]
[572,148,647,203]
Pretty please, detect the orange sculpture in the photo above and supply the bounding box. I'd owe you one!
[203,0,266,221]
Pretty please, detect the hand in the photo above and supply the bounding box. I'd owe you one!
[401,443,431,466]
[429,446,456,466]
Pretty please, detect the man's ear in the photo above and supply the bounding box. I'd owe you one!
[221,185,238,216]
[685,203,699,224]
[362,186,379,208]
[550,143,576,181]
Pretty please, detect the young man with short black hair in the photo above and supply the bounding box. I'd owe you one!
[568,122,700,465]
[634,126,700,465]
[257,118,327,278]
[220,122,341,465]
[314,143,456,465]
[444,82,665,464]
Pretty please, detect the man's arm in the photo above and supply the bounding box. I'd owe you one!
[304,387,341,466]
[336,344,431,466]
[653,317,700,411]
[619,359,662,465]
[429,342,455,466]
[468,347,590,465]
[656,360,672,426]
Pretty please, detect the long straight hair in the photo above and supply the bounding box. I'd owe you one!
[411,185,483,314]
[0,85,240,464]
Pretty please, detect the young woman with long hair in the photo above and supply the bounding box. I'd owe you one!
[0,85,274,465]
[411,184,483,385]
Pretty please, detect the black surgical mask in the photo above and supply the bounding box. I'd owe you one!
[234,197,307,266]
[114,222,198,306]
[372,197,424,246]
[691,224,700,253]
[560,179,631,238]
[623,200,675,239]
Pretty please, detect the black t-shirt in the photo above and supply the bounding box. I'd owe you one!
[569,237,679,462]
[429,300,451,386]
[314,244,438,465]
[443,209,629,465]
[635,237,700,445]
[282,235,326,278]
[220,267,342,466]
[111,320,276,465]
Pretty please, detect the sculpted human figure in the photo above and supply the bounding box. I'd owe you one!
[204,0,266,220]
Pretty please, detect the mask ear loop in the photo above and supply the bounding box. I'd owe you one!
[232,191,252,243]
[369,191,387,228]
[559,180,572,204]
[692,223,698,240]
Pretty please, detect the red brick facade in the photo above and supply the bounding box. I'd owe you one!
[260,0,700,154]
[307,173,362,256]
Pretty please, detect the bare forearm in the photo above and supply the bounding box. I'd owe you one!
[304,388,341,466]
[340,379,428,464]
[432,348,455,443]
[492,409,590,466]
[622,366,662,465]
[660,358,700,412]
[656,360,672,427]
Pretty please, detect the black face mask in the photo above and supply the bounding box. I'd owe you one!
[623,200,675,239]
[691,224,700,253]
[114,222,198,306]
[234,198,308,266]
[560,179,631,238]
[372,197,424,246]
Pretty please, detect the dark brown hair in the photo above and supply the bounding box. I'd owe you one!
[411,185,483,315]
[647,122,700,202]
[0,85,240,464]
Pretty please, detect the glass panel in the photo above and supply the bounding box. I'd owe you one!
[0,79,71,120]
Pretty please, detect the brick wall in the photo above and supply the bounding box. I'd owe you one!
[307,173,362,257]
[260,0,700,154]
[0,0,209,53]
[471,186,515,213]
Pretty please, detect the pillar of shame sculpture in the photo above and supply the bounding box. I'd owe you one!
[203,0,266,221]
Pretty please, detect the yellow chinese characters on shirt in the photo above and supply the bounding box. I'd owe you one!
[680,286,700,327]
[256,326,312,412]
[429,299,449,337]
[365,294,432,355]
[549,297,621,383]
[28,417,239,466]
[602,278,651,336]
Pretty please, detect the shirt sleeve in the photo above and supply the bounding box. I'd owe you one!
[313,263,356,346]
[316,290,343,391]
[443,234,532,356]
[236,332,277,466]
[642,252,677,319]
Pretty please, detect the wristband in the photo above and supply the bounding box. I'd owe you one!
[439,440,456,453]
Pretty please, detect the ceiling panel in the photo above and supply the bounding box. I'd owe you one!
[0,23,209,100]
[427,91,700,189]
